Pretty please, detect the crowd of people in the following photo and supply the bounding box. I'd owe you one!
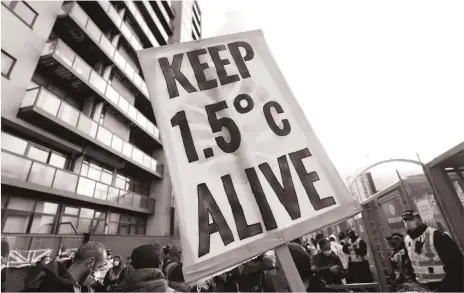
[12,209,463,292]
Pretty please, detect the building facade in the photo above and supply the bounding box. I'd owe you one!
[1,0,201,266]
[347,172,377,202]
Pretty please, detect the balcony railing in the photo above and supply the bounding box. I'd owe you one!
[1,150,155,212]
[123,0,160,48]
[149,0,172,34]
[64,2,150,99]
[141,0,169,44]
[41,39,159,143]
[20,87,163,178]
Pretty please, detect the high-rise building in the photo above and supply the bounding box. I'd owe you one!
[347,172,377,202]
[1,0,201,264]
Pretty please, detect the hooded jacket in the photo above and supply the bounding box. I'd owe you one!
[22,260,92,292]
[329,234,348,269]
[313,251,345,285]
[115,268,175,292]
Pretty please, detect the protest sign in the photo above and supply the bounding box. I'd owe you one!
[138,30,361,284]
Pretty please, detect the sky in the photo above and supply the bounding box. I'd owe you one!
[200,0,464,180]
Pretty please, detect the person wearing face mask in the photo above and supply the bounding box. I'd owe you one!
[343,229,373,284]
[23,241,107,292]
[402,210,463,292]
[312,239,346,290]
[385,233,414,291]
[104,256,123,291]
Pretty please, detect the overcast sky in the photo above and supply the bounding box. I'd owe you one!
[200,0,464,180]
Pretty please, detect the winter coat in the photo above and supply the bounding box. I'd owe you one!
[115,268,175,292]
[329,234,349,269]
[313,251,346,285]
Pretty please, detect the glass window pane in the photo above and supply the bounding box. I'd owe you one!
[72,56,91,80]
[53,170,78,193]
[143,155,151,169]
[94,183,108,200]
[54,41,75,68]
[96,126,112,147]
[27,146,49,163]
[1,152,32,181]
[105,85,119,106]
[117,97,129,113]
[129,225,137,235]
[1,132,28,155]
[109,222,118,234]
[76,177,96,197]
[64,206,79,216]
[49,153,66,169]
[80,161,89,176]
[110,135,123,153]
[27,162,55,187]
[92,220,105,234]
[89,71,107,94]
[85,19,102,42]
[138,226,145,235]
[57,102,79,127]
[132,148,143,165]
[100,35,115,57]
[128,105,137,121]
[108,187,119,202]
[7,197,35,211]
[1,51,15,77]
[115,176,126,190]
[30,215,55,234]
[70,2,87,27]
[118,192,132,206]
[107,5,121,27]
[122,142,132,158]
[37,90,61,117]
[94,212,106,220]
[77,218,92,233]
[136,112,147,130]
[34,202,58,214]
[101,169,113,185]
[120,23,131,42]
[147,122,154,137]
[110,213,120,222]
[58,216,78,234]
[113,51,126,69]
[77,115,98,138]
[119,223,129,235]
[80,208,95,219]
[133,73,142,88]
[124,63,135,79]
[14,2,37,27]
[3,214,30,233]
[87,163,102,181]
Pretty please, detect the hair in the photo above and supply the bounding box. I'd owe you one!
[318,238,331,249]
[74,241,106,263]
[163,246,171,255]
[329,236,336,242]
[315,233,325,241]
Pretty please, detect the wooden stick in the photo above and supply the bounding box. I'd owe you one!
[275,244,307,292]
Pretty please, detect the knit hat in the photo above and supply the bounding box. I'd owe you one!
[131,244,163,270]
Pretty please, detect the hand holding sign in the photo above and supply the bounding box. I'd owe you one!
[138,30,360,285]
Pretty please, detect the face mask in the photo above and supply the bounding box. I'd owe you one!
[113,261,120,267]
[323,250,331,256]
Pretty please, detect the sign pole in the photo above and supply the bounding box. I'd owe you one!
[275,244,307,292]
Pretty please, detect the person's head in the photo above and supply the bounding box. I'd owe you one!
[318,239,332,256]
[347,229,357,240]
[106,249,112,260]
[39,254,51,266]
[386,233,404,249]
[329,234,337,242]
[131,243,163,270]
[402,210,423,232]
[287,243,312,287]
[112,256,121,267]
[125,257,131,266]
[72,241,107,285]
[168,245,182,263]
[339,232,346,240]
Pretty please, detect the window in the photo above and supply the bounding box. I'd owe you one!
[1,197,58,234]
[115,172,150,196]
[80,160,113,185]
[1,132,28,155]
[26,144,68,169]
[2,1,38,28]
[108,212,146,235]
[1,50,16,78]
[58,205,106,235]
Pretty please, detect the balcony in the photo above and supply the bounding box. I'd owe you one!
[55,2,151,105]
[37,39,160,147]
[121,0,160,48]
[138,0,169,45]
[148,0,173,36]
[1,150,155,214]
[19,87,163,178]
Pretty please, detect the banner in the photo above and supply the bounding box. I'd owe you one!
[138,30,361,283]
